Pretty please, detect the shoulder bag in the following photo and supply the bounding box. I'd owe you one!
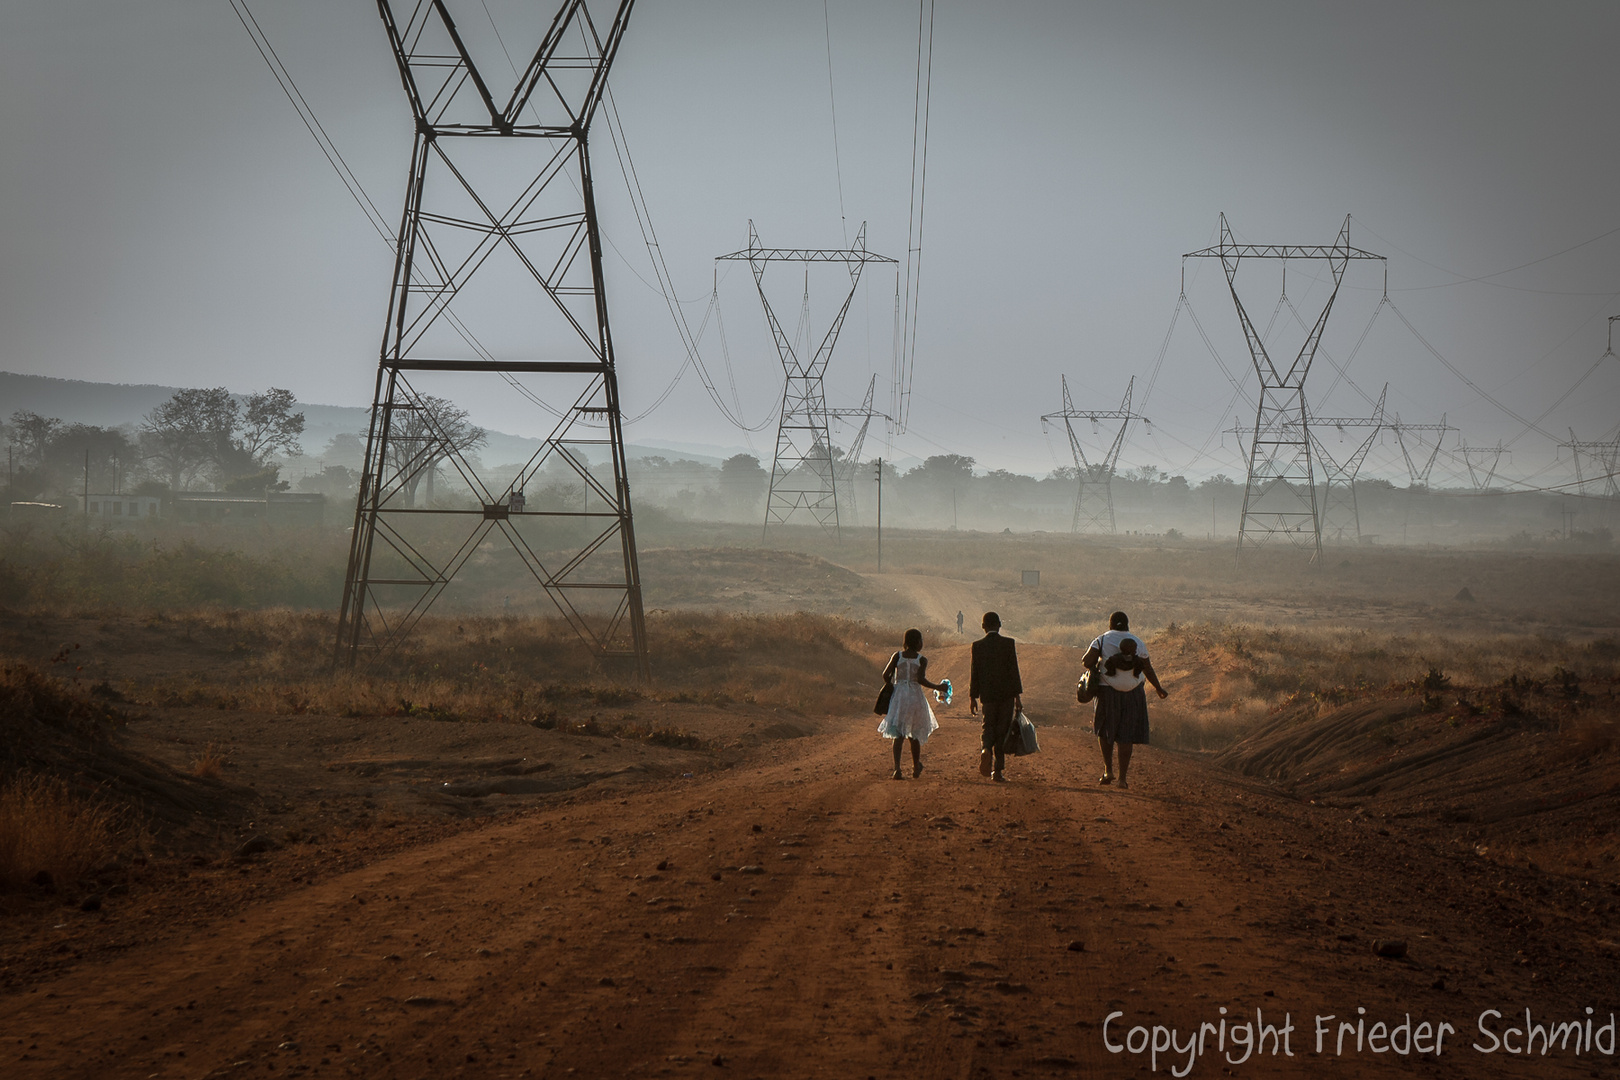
[873,653,899,715]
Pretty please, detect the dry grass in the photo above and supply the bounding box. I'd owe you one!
[1563,713,1618,756]
[0,774,122,890]
[114,608,891,722]
[1128,620,1620,752]
[189,742,225,779]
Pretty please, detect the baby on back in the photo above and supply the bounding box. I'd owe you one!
[1102,637,1144,678]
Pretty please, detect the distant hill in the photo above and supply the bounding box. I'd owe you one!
[0,371,746,467]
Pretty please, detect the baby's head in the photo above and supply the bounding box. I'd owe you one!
[1117,637,1138,657]
[903,628,923,651]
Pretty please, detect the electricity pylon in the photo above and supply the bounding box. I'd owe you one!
[1308,384,1387,544]
[1455,440,1508,491]
[1385,414,1453,487]
[1041,375,1146,534]
[828,375,890,528]
[1184,214,1385,559]
[717,222,896,536]
[1557,317,1620,504]
[1562,429,1620,500]
[336,0,649,678]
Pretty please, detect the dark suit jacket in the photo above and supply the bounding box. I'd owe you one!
[970,632,1022,702]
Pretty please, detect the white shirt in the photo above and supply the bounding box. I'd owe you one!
[1089,630,1147,691]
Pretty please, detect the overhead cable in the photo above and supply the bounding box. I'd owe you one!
[1351,214,1620,294]
[1386,298,1556,442]
[822,0,849,246]
[895,0,936,431]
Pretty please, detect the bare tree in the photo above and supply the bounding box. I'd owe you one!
[383,395,486,507]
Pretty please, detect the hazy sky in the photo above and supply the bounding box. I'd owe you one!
[4,1,1619,488]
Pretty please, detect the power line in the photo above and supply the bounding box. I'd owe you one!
[228,0,392,241]
[1385,297,1557,442]
[1351,214,1620,294]
[822,0,848,246]
[231,0,573,425]
[895,0,936,432]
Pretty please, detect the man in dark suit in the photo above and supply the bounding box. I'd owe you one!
[969,611,1023,782]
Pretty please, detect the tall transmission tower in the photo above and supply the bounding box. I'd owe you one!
[335,0,649,678]
[828,375,891,528]
[1040,375,1147,534]
[1553,316,1620,510]
[1184,214,1385,558]
[717,222,896,536]
[1307,384,1387,544]
[1455,440,1509,491]
[1385,414,1454,487]
[1562,429,1620,500]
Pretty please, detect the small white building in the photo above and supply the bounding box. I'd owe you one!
[86,494,161,523]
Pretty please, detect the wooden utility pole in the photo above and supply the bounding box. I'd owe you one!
[874,458,883,572]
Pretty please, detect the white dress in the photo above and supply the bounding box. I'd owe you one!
[878,654,939,743]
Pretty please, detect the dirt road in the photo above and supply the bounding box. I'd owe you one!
[5,707,1613,1079]
[867,573,994,636]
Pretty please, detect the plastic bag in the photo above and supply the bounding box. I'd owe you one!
[1004,710,1040,756]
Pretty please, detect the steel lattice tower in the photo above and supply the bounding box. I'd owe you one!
[1559,317,1620,507]
[1563,429,1620,500]
[827,375,890,528]
[1184,214,1385,559]
[1040,375,1146,534]
[1455,441,1508,491]
[1308,385,1386,544]
[1386,414,1453,487]
[335,0,649,677]
[717,222,895,536]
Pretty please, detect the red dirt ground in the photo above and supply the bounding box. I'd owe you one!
[3,700,1617,1079]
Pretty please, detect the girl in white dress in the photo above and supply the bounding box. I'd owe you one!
[878,628,948,779]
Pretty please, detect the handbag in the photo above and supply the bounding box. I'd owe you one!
[873,653,898,715]
[1003,709,1040,756]
[1076,670,1096,704]
[873,684,894,715]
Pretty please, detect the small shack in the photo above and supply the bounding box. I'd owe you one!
[86,494,162,523]
[173,491,326,526]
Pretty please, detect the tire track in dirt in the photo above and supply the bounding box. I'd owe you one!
[2,718,1612,1079]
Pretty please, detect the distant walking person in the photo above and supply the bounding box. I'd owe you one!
[956,610,964,635]
[1081,611,1167,789]
[879,629,948,779]
[969,612,1023,782]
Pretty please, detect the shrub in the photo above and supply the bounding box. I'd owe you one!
[189,742,225,779]
[0,774,122,890]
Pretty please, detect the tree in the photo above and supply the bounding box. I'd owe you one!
[297,465,360,503]
[140,387,238,491]
[907,454,976,485]
[139,386,310,491]
[321,432,364,468]
[719,453,768,517]
[8,411,62,468]
[44,424,135,493]
[238,388,305,465]
[383,395,486,507]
